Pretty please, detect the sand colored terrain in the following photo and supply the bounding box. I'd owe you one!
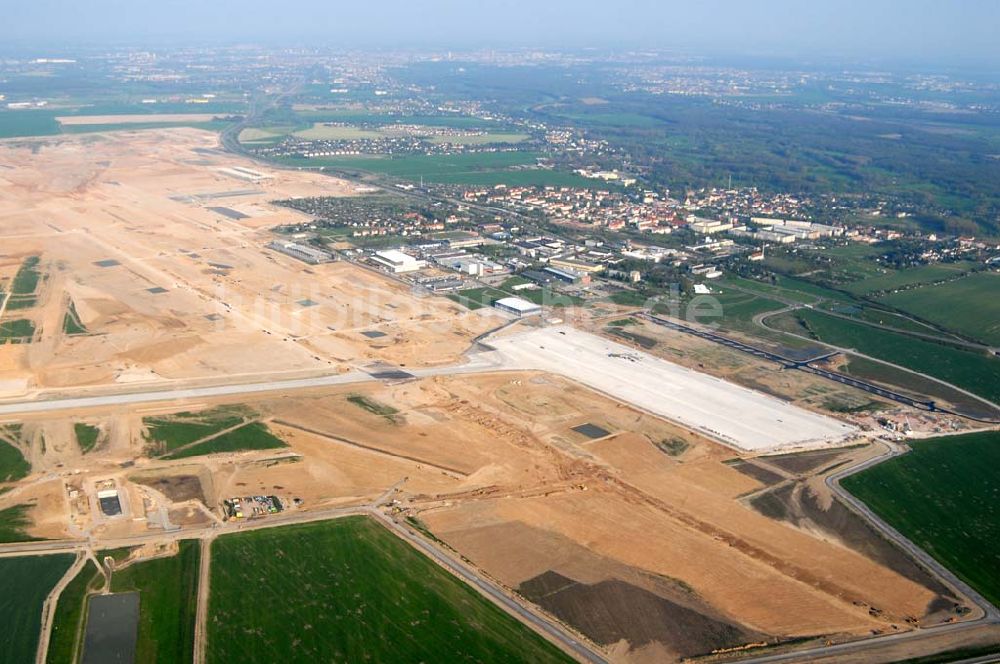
[0,371,970,661]
[0,128,973,663]
[0,129,500,394]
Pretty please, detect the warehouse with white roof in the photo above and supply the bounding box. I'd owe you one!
[494,296,542,317]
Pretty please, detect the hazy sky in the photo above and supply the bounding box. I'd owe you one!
[8,0,1000,62]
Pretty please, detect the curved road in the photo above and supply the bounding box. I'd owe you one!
[756,307,1000,417]
[738,440,1000,664]
[17,499,605,664]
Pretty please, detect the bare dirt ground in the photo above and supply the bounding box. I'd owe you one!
[0,129,977,664]
[0,371,974,661]
[0,129,500,396]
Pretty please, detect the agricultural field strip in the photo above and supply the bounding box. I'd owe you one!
[837,435,1000,616]
[732,439,1000,664]
[759,309,1000,412]
[4,506,601,663]
[18,455,989,664]
[488,326,856,451]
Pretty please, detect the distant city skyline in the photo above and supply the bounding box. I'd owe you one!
[7,0,1000,65]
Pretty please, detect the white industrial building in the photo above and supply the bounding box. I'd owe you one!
[267,241,334,264]
[371,249,426,273]
[494,296,542,317]
[687,216,734,234]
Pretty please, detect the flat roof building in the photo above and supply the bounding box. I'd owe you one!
[548,257,604,274]
[494,296,542,317]
[372,249,426,273]
[267,241,334,264]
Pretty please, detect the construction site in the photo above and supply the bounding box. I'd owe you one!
[0,128,499,399]
[0,129,995,664]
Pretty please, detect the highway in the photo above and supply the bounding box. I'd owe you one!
[739,620,1000,664]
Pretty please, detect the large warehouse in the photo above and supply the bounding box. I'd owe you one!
[372,249,426,273]
[494,296,542,317]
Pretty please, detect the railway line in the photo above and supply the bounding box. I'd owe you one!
[638,312,1000,420]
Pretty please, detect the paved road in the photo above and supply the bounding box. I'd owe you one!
[828,442,999,622]
[953,655,1000,664]
[756,308,1000,417]
[8,501,604,664]
[0,346,511,418]
[35,552,85,664]
[739,620,999,664]
[0,371,370,416]
[738,441,1000,664]
[369,509,606,664]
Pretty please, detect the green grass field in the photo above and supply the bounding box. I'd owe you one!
[0,111,229,139]
[842,431,1000,607]
[63,301,88,335]
[720,275,820,304]
[108,540,200,664]
[427,132,529,145]
[0,438,31,482]
[843,262,973,295]
[246,119,526,146]
[346,394,399,421]
[46,559,102,664]
[74,423,100,454]
[163,422,287,459]
[278,150,535,175]
[826,304,943,335]
[842,357,998,419]
[710,287,787,332]
[876,272,1000,346]
[144,407,249,454]
[0,554,75,663]
[11,256,41,295]
[0,504,42,542]
[292,123,384,140]
[0,318,37,343]
[5,296,37,310]
[207,517,570,664]
[427,168,601,188]
[790,309,1000,404]
[449,281,582,311]
[275,151,600,187]
[290,110,501,129]
[608,289,652,306]
[447,286,508,310]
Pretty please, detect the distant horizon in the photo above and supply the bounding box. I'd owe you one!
[7,0,1000,67]
[1,42,998,78]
